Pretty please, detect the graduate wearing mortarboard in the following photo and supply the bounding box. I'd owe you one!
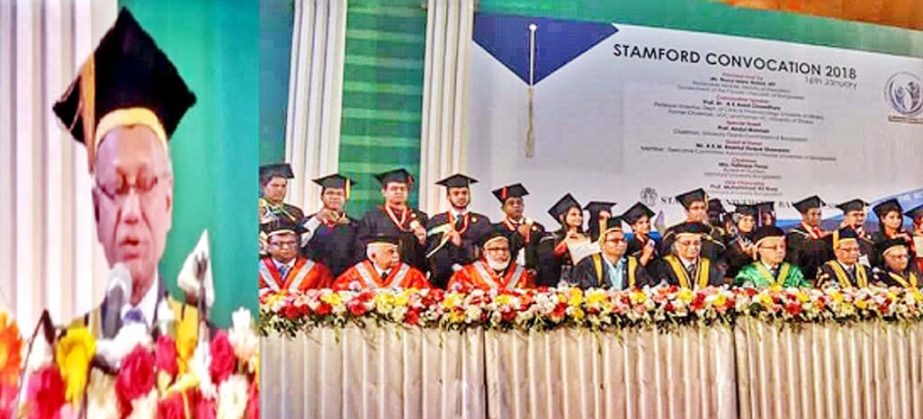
[621,202,659,267]
[836,199,875,267]
[356,169,430,273]
[724,204,758,279]
[491,183,546,273]
[536,194,588,286]
[785,195,832,281]
[424,174,493,288]
[869,198,915,268]
[584,201,616,242]
[660,188,728,274]
[301,174,361,278]
[54,9,203,340]
[259,163,306,225]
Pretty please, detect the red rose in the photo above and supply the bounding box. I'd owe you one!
[116,345,156,415]
[283,304,300,320]
[245,381,259,418]
[195,396,217,419]
[784,302,803,316]
[405,310,420,325]
[664,302,675,312]
[501,310,516,322]
[155,336,179,377]
[209,331,237,385]
[26,366,65,419]
[347,299,369,316]
[552,303,567,318]
[315,302,332,316]
[157,392,187,419]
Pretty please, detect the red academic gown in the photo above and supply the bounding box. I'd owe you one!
[447,260,536,290]
[331,261,432,290]
[259,257,334,292]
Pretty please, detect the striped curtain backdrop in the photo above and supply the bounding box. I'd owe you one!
[336,0,427,217]
[0,0,117,330]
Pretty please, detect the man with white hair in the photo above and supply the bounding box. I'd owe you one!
[55,9,202,338]
[874,238,921,288]
[332,235,431,290]
[447,229,536,290]
[735,226,809,288]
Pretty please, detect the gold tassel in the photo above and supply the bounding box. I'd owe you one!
[79,55,97,172]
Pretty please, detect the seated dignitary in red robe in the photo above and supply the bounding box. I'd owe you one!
[332,235,432,290]
[259,220,334,292]
[447,229,536,290]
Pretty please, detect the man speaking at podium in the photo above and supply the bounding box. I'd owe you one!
[53,10,203,340]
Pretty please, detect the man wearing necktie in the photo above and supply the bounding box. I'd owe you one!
[817,227,871,288]
[425,174,493,288]
[652,222,724,289]
[333,235,432,290]
[259,220,334,293]
[736,226,809,288]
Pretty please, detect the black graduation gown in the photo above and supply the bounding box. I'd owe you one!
[626,234,660,263]
[425,211,493,288]
[650,256,725,288]
[660,223,728,272]
[358,206,429,273]
[874,265,923,288]
[857,230,875,267]
[784,225,831,281]
[493,219,546,272]
[724,233,754,280]
[536,230,579,287]
[571,254,652,290]
[303,213,361,278]
[816,261,870,288]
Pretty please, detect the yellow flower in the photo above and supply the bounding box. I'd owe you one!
[55,326,95,403]
[629,291,647,304]
[829,290,844,303]
[0,312,22,388]
[448,311,465,323]
[175,316,198,375]
[677,289,694,303]
[855,299,868,310]
[321,292,343,307]
[443,294,462,309]
[711,294,727,308]
[796,291,810,303]
[571,307,585,320]
[568,288,584,307]
[495,294,513,306]
[585,290,607,306]
[393,291,411,307]
[757,294,774,307]
[911,289,923,302]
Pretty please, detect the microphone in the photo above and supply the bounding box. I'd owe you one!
[102,264,133,339]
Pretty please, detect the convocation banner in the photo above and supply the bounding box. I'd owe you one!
[467,14,923,227]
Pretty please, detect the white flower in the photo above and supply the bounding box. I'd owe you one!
[95,323,152,368]
[217,374,250,419]
[228,308,258,367]
[191,339,218,399]
[25,332,53,372]
[126,389,159,419]
[86,368,119,419]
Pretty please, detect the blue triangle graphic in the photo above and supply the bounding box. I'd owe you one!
[473,13,618,85]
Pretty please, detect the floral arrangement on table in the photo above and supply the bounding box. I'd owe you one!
[0,308,259,419]
[259,285,923,336]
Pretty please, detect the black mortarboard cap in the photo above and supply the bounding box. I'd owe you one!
[877,237,911,257]
[872,198,903,219]
[621,202,655,224]
[492,183,529,203]
[734,204,757,217]
[374,168,414,186]
[675,188,707,209]
[367,234,401,246]
[905,203,923,220]
[829,227,859,248]
[313,173,355,190]
[435,173,478,189]
[752,225,785,245]
[260,163,295,179]
[53,8,196,171]
[673,222,711,237]
[600,217,625,235]
[836,199,869,214]
[261,218,306,237]
[793,196,825,214]
[548,194,582,221]
[479,227,511,248]
[708,198,726,213]
[584,201,616,217]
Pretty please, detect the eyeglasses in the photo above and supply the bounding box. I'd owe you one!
[484,247,510,253]
[886,253,910,260]
[677,240,701,247]
[604,238,625,244]
[95,172,169,203]
[759,244,786,251]
[270,241,299,248]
